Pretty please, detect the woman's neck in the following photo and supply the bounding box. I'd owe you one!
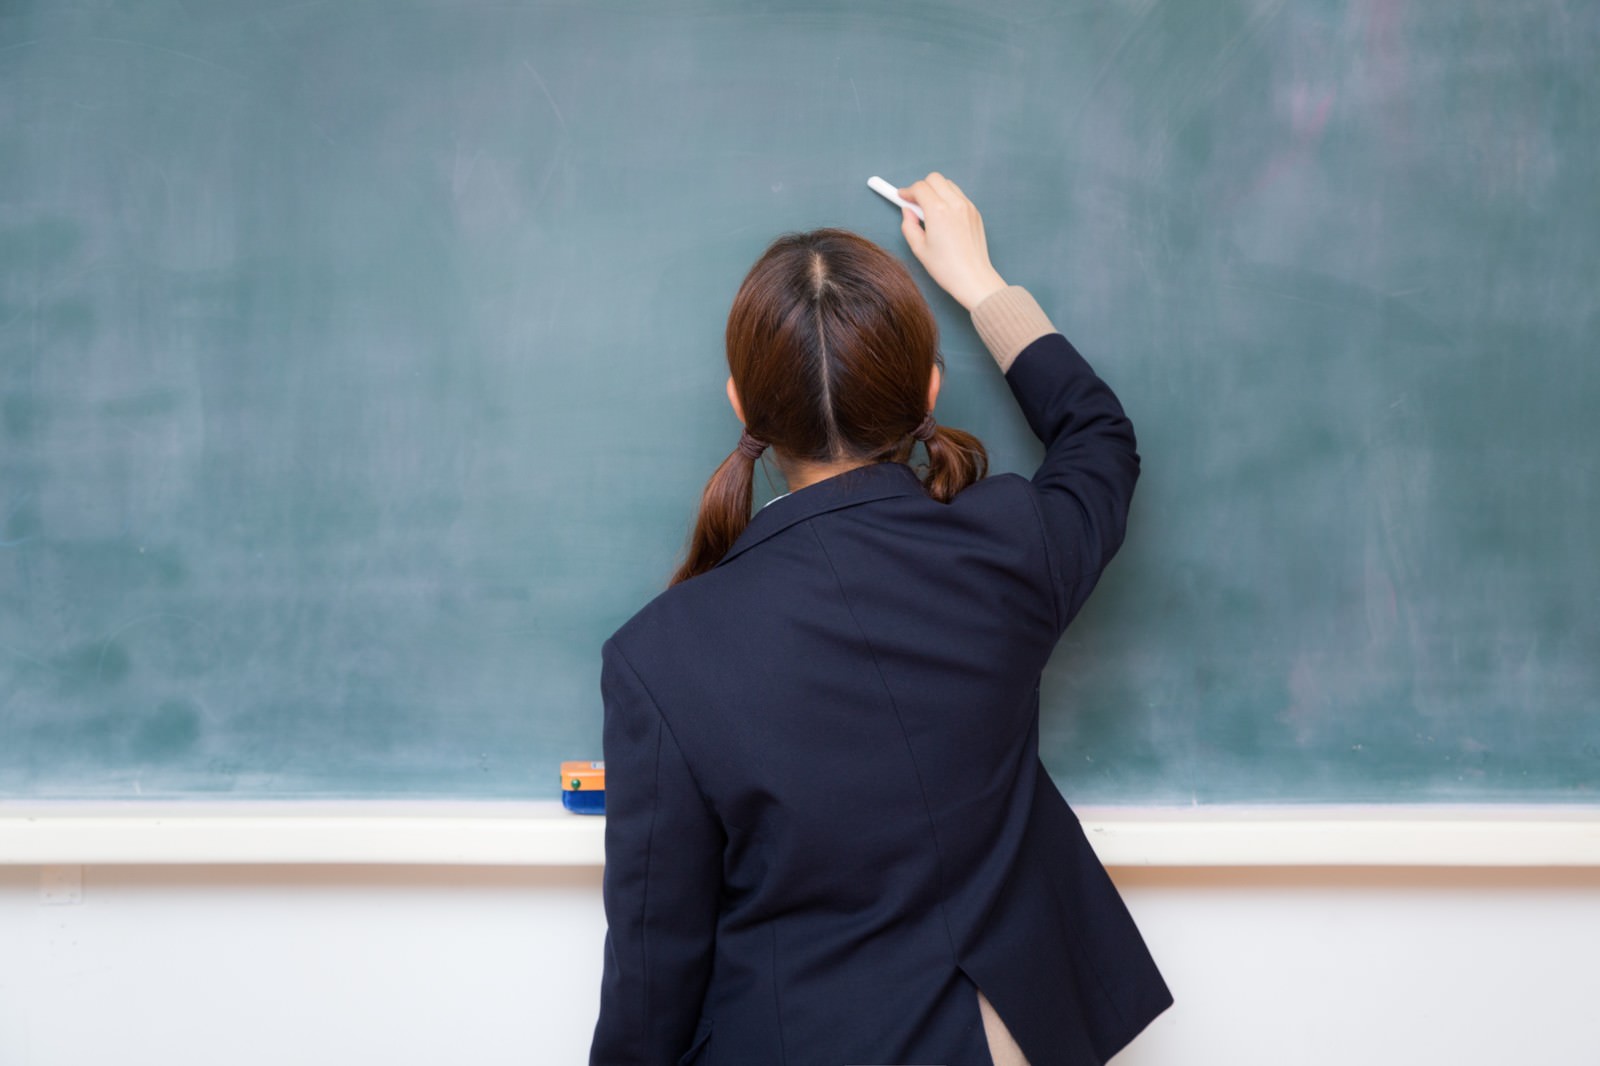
[778,456,872,494]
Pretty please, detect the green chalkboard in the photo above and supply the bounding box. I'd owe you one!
[2,1,1596,802]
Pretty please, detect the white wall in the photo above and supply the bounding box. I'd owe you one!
[3,864,1598,1065]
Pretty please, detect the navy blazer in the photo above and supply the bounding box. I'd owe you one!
[592,333,1171,1066]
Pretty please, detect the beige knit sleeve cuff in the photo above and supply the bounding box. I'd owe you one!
[971,286,1057,373]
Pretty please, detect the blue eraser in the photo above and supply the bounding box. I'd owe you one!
[561,789,606,814]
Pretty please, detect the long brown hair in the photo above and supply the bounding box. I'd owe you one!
[671,229,987,585]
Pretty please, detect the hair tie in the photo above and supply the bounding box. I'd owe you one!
[912,414,938,442]
[737,429,769,459]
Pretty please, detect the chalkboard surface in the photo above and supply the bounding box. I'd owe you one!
[3,1,1596,802]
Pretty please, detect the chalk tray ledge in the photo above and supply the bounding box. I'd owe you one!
[3,802,1600,868]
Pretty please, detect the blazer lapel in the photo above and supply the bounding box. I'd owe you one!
[717,462,926,567]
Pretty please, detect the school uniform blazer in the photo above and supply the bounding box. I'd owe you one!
[592,315,1172,1065]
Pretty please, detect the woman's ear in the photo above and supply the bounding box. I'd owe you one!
[726,376,746,424]
[927,364,943,414]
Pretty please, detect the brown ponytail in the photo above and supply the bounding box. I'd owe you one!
[670,442,761,587]
[671,229,990,585]
[921,424,988,503]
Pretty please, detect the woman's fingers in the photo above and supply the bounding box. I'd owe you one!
[899,178,937,214]
[895,171,1007,312]
[901,205,927,256]
[903,178,962,215]
[925,172,962,202]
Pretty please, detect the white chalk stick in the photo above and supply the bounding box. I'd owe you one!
[867,175,924,222]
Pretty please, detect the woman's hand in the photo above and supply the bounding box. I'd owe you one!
[898,173,1009,312]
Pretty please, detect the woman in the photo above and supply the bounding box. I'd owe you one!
[591,174,1170,1065]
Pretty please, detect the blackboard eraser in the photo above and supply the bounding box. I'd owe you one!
[561,759,606,814]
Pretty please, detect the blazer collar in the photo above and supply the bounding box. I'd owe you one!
[717,462,926,567]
